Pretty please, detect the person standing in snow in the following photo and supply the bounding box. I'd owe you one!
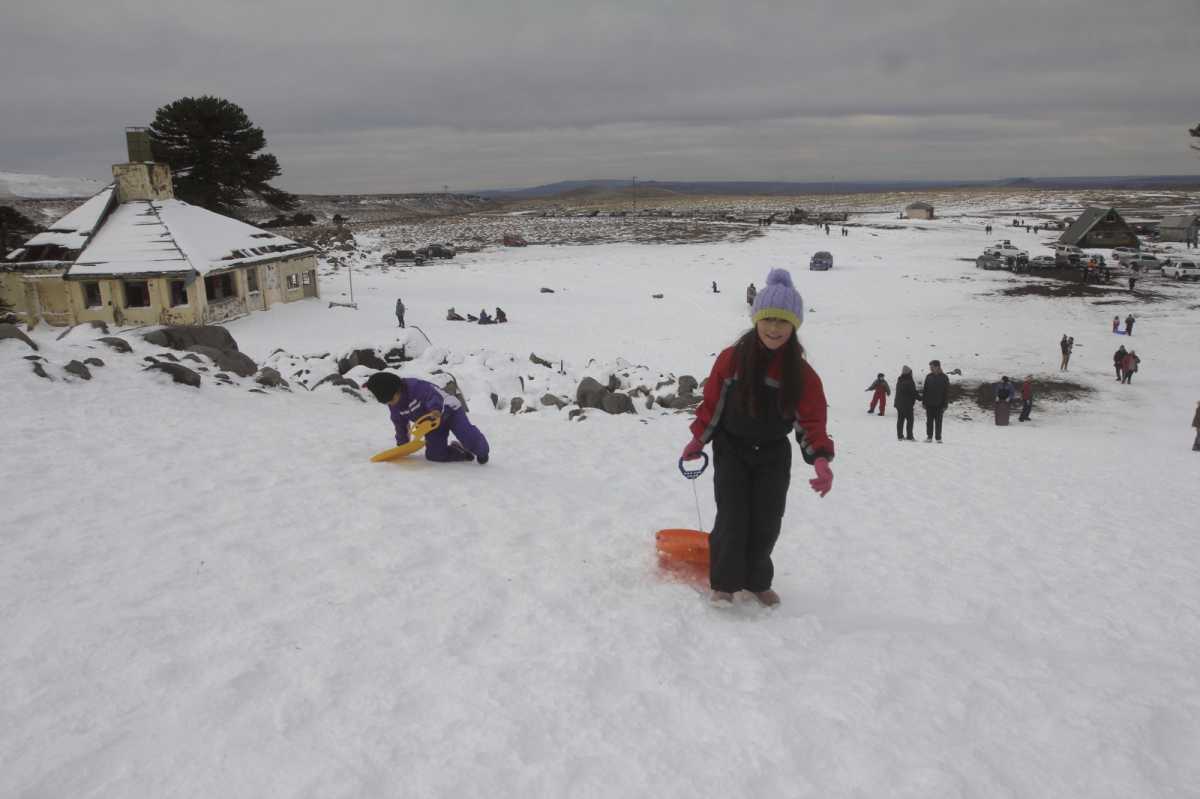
[894,366,918,440]
[865,372,890,415]
[712,281,719,293]
[682,268,835,608]
[1192,401,1200,451]
[1112,316,1120,334]
[1121,350,1140,384]
[994,376,1014,426]
[1018,376,1033,422]
[1113,344,1127,380]
[921,360,950,442]
[1125,314,1135,336]
[745,283,757,306]
[495,307,507,323]
[365,372,490,464]
[395,297,406,328]
[1059,334,1073,371]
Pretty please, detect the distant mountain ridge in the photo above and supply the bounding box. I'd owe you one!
[479,175,1200,199]
[0,172,108,199]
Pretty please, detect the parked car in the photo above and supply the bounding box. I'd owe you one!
[502,234,528,247]
[976,254,1005,270]
[424,243,456,259]
[809,251,833,271]
[985,241,1029,259]
[1163,259,1200,280]
[1111,246,1140,261]
[1122,253,1161,271]
[383,249,425,266]
[1028,255,1057,270]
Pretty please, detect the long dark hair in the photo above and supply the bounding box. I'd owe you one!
[731,327,806,417]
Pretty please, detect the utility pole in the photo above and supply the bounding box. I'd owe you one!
[631,176,637,215]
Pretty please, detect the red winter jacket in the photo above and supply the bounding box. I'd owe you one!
[690,345,834,463]
[1021,381,1032,401]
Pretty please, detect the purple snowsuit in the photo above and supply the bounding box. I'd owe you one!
[389,378,489,462]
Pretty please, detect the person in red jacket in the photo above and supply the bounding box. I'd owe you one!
[866,372,890,415]
[681,268,835,608]
[1018,376,1034,421]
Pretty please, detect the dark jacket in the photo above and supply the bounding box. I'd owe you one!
[866,378,891,395]
[1193,405,1200,429]
[995,380,1014,401]
[894,373,918,411]
[922,372,950,410]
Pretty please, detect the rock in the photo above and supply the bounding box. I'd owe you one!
[576,376,610,409]
[540,393,567,409]
[313,373,358,391]
[182,353,203,363]
[255,367,289,388]
[337,348,386,375]
[144,362,201,387]
[568,408,586,421]
[96,337,132,353]
[185,345,257,377]
[530,352,554,368]
[31,362,51,380]
[678,375,699,395]
[657,394,702,410]
[606,374,621,392]
[83,357,104,367]
[654,377,675,391]
[342,386,366,402]
[55,320,109,340]
[540,287,555,293]
[0,324,38,351]
[645,393,655,410]
[248,388,267,394]
[156,352,179,362]
[63,360,92,380]
[509,397,524,414]
[214,372,232,381]
[143,325,239,352]
[490,392,500,409]
[651,293,664,299]
[384,346,410,364]
[601,392,635,415]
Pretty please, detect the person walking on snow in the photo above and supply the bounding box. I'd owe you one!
[365,372,490,464]
[994,376,1014,426]
[1125,314,1135,336]
[894,366,918,440]
[922,360,950,442]
[395,297,406,328]
[682,268,835,608]
[745,283,757,306]
[712,281,719,293]
[866,372,890,415]
[1059,334,1074,371]
[1121,350,1140,384]
[1113,344,1127,380]
[1112,315,1120,334]
[1018,376,1033,422]
[1192,401,1200,451]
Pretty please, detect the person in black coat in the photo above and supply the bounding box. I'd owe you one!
[893,366,918,441]
[921,360,950,442]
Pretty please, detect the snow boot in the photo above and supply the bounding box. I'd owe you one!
[709,591,734,606]
[753,590,781,608]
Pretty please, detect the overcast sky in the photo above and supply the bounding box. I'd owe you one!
[2,0,1197,194]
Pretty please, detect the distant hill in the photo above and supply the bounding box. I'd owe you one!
[0,171,107,199]
[480,175,1200,199]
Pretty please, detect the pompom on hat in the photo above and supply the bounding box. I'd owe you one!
[751,268,804,329]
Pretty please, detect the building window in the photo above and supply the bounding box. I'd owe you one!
[286,273,301,290]
[82,282,102,308]
[246,268,259,293]
[302,271,312,286]
[204,272,238,302]
[123,280,150,308]
[169,280,188,307]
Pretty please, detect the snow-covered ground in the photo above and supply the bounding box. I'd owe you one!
[4,212,1200,797]
[0,171,107,199]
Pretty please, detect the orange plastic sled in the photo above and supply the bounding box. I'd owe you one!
[370,412,442,462]
[655,528,710,566]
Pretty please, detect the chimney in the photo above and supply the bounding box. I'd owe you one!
[113,126,174,203]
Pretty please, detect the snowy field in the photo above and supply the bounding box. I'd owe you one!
[4,211,1200,797]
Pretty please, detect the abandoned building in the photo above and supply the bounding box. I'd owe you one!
[1157,213,1200,243]
[1056,207,1138,249]
[1,128,318,327]
[904,202,934,220]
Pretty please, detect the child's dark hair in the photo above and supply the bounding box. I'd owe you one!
[731,328,806,417]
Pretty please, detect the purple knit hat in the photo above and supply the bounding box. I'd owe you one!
[751,268,804,329]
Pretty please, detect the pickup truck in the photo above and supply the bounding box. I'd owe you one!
[1163,259,1200,280]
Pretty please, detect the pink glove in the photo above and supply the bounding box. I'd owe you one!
[682,438,705,461]
[809,458,833,497]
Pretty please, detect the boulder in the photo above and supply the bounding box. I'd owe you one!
[576,377,610,409]
[509,397,524,414]
[313,373,359,391]
[530,352,554,368]
[186,345,257,377]
[678,375,699,395]
[96,337,132,354]
[606,374,621,392]
[143,325,239,352]
[63,360,92,380]
[337,348,386,375]
[568,408,586,421]
[540,287,555,293]
[83,357,104,367]
[540,393,567,409]
[31,362,51,380]
[601,392,635,415]
[255,367,289,388]
[0,323,38,351]
[144,362,201,387]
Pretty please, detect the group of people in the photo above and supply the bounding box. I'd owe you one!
[1112,314,1135,336]
[446,306,508,324]
[1112,344,1141,384]
[993,376,1034,424]
[865,362,951,442]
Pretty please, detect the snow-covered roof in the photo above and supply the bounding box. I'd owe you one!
[905,201,934,210]
[16,185,116,255]
[66,199,315,279]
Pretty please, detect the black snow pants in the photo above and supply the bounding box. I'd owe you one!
[925,407,945,440]
[709,433,791,593]
[896,408,914,439]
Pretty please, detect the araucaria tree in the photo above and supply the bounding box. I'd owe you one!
[149,96,297,215]
[1191,122,1200,152]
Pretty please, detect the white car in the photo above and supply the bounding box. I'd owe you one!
[1163,259,1200,280]
[1111,247,1140,261]
[1122,253,1161,271]
[985,242,1029,259]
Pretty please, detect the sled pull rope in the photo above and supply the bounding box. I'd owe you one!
[678,453,709,533]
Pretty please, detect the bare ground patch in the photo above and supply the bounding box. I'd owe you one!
[946,377,1094,416]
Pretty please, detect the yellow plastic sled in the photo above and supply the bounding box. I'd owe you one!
[370,412,441,462]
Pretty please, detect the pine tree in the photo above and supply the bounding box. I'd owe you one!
[148,96,297,215]
[1191,122,1200,152]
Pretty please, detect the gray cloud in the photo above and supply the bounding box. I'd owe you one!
[3,0,1197,192]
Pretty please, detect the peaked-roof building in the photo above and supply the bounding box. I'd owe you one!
[2,128,318,327]
[1056,207,1137,249]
